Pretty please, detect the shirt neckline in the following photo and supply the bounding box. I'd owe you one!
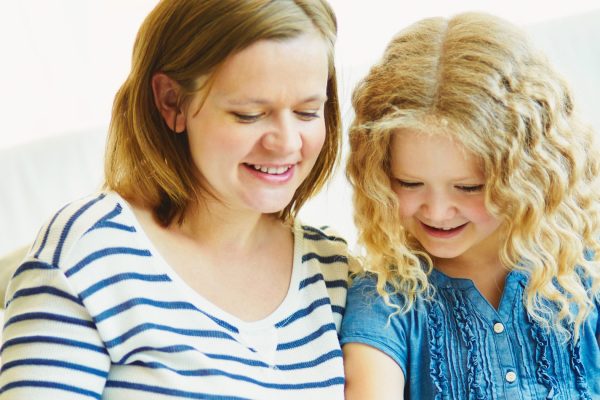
[107,191,303,332]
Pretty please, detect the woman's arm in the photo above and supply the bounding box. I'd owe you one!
[0,260,110,399]
[343,342,405,400]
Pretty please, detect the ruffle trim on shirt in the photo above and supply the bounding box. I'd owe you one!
[527,311,559,399]
[451,290,487,400]
[567,325,591,400]
[427,301,449,400]
[527,313,592,400]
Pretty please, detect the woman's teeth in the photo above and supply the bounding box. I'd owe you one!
[250,164,291,175]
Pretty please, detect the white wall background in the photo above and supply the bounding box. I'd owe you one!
[1,1,599,252]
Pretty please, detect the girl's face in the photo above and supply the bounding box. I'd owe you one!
[183,33,329,215]
[390,129,502,266]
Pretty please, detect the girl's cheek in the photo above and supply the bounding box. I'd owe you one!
[397,193,421,218]
[466,197,494,221]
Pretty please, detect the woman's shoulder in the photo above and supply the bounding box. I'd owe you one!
[27,191,134,266]
[296,223,357,270]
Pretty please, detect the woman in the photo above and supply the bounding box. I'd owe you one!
[0,1,352,398]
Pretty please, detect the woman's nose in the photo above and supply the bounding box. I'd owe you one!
[262,114,302,154]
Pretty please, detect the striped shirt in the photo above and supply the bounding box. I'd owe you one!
[0,192,351,399]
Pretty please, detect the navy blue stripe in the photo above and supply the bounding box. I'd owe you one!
[12,261,56,279]
[4,312,95,329]
[104,323,236,348]
[94,298,198,322]
[34,203,70,258]
[118,344,196,364]
[203,353,269,368]
[302,252,348,264]
[301,225,347,244]
[80,273,171,299]
[7,286,83,308]
[66,247,152,277]
[53,193,106,266]
[92,220,136,232]
[105,380,251,400]
[204,349,342,371]
[332,305,345,315]
[0,380,100,399]
[277,349,342,370]
[1,358,107,378]
[277,323,336,350]
[1,335,108,355]
[86,203,136,233]
[326,279,348,289]
[299,273,324,289]
[275,297,330,328]
[303,233,347,244]
[93,298,238,333]
[127,360,345,390]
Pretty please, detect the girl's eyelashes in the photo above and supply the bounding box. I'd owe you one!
[396,180,422,188]
[394,179,484,193]
[456,184,485,193]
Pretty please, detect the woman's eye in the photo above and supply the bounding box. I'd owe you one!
[396,180,422,188]
[456,184,484,193]
[295,111,320,121]
[232,113,262,123]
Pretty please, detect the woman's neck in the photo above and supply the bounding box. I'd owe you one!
[173,201,286,256]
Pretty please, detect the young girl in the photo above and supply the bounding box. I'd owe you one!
[341,12,600,399]
[0,1,352,399]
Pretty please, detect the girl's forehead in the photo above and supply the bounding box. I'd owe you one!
[390,129,483,178]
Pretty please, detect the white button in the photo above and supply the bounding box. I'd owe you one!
[493,322,505,333]
[505,371,517,383]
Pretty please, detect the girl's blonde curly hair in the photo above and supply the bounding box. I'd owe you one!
[347,12,600,339]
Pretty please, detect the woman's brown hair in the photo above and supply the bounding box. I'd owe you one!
[105,0,341,225]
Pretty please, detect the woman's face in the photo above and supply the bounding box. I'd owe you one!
[183,33,329,215]
[390,129,502,265]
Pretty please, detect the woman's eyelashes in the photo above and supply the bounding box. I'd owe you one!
[231,110,321,124]
[295,111,320,120]
[232,112,262,123]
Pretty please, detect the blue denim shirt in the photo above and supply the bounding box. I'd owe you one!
[340,269,600,399]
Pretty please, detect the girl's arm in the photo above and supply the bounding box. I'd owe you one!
[343,342,405,400]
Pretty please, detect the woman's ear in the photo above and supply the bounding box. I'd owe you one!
[151,73,186,133]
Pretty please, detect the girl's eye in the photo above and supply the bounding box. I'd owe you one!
[232,113,262,123]
[295,111,320,121]
[456,184,484,193]
[396,180,422,188]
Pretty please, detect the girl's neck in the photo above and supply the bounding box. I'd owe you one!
[433,253,508,309]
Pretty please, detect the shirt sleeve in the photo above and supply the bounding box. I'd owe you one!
[0,258,110,399]
[340,274,409,375]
